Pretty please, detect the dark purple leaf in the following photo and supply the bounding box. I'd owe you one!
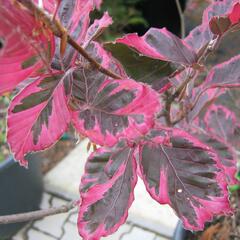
[209,16,231,35]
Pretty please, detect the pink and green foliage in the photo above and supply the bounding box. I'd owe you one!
[1,0,240,239]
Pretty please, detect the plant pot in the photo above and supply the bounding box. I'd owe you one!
[0,155,43,239]
[173,221,194,240]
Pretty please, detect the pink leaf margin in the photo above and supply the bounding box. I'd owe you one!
[139,127,232,231]
[78,148,138,240]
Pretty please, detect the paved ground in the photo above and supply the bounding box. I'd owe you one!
[14,140,179,239]
[13,193,171,240]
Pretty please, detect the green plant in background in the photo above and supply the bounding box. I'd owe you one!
[92,0,148,40]
[0,96,10,163]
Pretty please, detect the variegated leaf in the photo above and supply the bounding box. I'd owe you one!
[71,76,160,146]
[190,127,237,185]
[52,1,110,70]
[204,104,237,141]
[85,12,113,46]
[0,0,54,95]
[187,86,224,122]
[7,73,72,166]
[117,28,197,65]
[104,42,173,92]
[78,142,137,240]
[71,42,160,146]
[185,0,237,51]
[205,55,240,89]
[51,0,96,69]
[139,127,231,231]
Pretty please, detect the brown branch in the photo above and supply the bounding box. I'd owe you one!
[0,201,77,225]
[16,0,122,80]
[67,38,121,79]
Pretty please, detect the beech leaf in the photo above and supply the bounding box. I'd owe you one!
[139,127,231,231]
[71,42,160,146]
[78,142,137,240]
[205,55,240,89]
[187,88,223,122]
[204,104,237,141]
[52,2,112,70]
[185,0,237,51]
[85,12,113,45]
[7,73,72,166]
[190,127,237,185]
[117,28,197,65]
[0,0,55,95]
[104,42,173,92]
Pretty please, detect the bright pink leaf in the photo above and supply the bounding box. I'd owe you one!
[0,0,55,95]
[228,2,240,24]
[117,28,197,65]
[139,127,231,231]
[78,142,137,240]
[7,73,72,167]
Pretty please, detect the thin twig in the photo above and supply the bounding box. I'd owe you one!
[0,201,77,225]
[175,0,185,38]
[16,0,122,80]
[171,69,196,101]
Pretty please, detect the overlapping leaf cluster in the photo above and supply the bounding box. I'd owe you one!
[1,0,240,239]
